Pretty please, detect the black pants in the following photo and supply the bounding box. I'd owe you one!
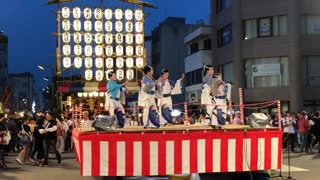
[44,139,61,164]
[0,144,5,165]
[283,133,295,151]
[31,141,44,160]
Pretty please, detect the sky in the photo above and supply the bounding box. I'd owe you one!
[0,0,210,89]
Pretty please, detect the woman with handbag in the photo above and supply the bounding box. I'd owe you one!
[16,118,32,165]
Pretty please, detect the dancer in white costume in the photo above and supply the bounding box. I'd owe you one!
[214,73,232,119]
[201,65,226,126]
[138,66,160,128]
[106,72,128,128]
[157,69,184,125]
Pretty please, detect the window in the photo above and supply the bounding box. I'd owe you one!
[305,56,320,86]
[185,68,203,86]
[190,42,199,55]
[244,15,287,40]
[203,38,212,50]
[217,24,232,47]
[222,62,233,83]
[246,57,289,88]
[302,16,320,35]
[216,0,232,13]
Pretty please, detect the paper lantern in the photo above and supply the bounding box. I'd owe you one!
[135,9,143,21]
[104,9,112,20]
[125,9,133,20]
[83,8,92,19]
[63,57,71,68]
[95,33,103,44]
[105,21,113,32]
[84,45,93,56]
[95,58,103,68]
[126,69,134,80]
[95,45,103,56]
[94,8,103,20]
[126,46,134,56]
[62,7,70,19]
[74,45,82,56]
[135,22,143,33]
[115,21,123,32]
[105,70,113,80]
[135,34,144,44]
[84,33,92,44]
[125,34,133,44]
[62,20,70,31]
[116,69,124,80]
[73,20,81,31]
[96,70,104,82]
[135,46,144,56]
[105,33,113,44]
[125,22,133,32]
[85,70,93,80]
[85,57,93,68]
[73,32,82,43]
[105,45,113,56]
[62,32,70,43]
[99,92,105,97]
[63,45,71,56]
[95,21,103,32]
[74,57,83,68]
[136,57,144,68]
[83,92,88,97]
[89,92,94,97]
[84,20,92,31]
[106,58,113,68]
[116,57,124,68]
[115,33,123,44]
[115,9,123,20]
[73,7,81,19]
[126,58,134,68]
[77,92,83,97]
[116,45,124,56]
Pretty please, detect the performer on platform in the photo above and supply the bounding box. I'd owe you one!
[201,65,226,126]
[138,66,160,128]
[157,69,184,125]
[106,72,128,128]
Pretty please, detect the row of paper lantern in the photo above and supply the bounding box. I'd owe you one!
[62,33,143,45]
[63,57,144,69]
[62,44,144,57]
[61,7,143,21]
[77,91,106,98]
[62,20,143,33]
[85,69,134,81]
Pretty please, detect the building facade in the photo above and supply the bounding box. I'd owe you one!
[211,0,320,113]
[0,31,8,98]
[151,17,199,106]
[8,73,34,111]
[184,26,212,109]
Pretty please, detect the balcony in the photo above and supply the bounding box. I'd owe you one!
[185,50,212,73]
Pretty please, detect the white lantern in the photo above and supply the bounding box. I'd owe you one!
[105,33,113,44]
[135,46,144,56]
[135,22,143,33]
[135,9,143,21]
[105,70,113,80]
[116,57,124,68]
[96,70,104,82]
[95,58,104,68]
[84,8,92,19]
[125,34,133,44]
[116,45,124,56]
[84,20,92,31]
[63,57,71,68]
[77,92,83,97]
[62,7,70,19]
[85,45,93,56]
[62,32,70,43]
[115,21,123,32]
[125,9,133,20]
[105,21,113,32]
[84,33,92,44]
[115,9,123,20]
[94,8,103,20]
[83,92,88,97]
[74,57,83,68]
[106,58,114,68]
[116,69,124,80]
[73,32,82,43]
[62,20,70,31]
[85,70,93,80]
[95,45,103,56]
[74,45,82,56]
[73,20,81,31]
[73,7,81,19]
[126,69,134,80]
[104,9,112,20]
[136,57,144,68]
[95,33,103,44]
[126,58,134,68]
[63,45,71,56]
[94,91,99,97]
[125,22,133,32]
[135,34,144,44]
[85,57,93,68]
[95,21,103,32]
[89,92,94,97]
[115,33,123,44]
[99,92,105,97]
[126,46,134,56]
[105,45,113,56]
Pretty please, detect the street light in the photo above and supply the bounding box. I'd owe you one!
[43,77,49,81]
[37,64,56,111]
[37,65,45,70]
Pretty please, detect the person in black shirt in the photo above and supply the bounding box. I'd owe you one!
[41,112,61,166]
[16,118,31,165]
[30,118,45,164]
[0,113,8,168]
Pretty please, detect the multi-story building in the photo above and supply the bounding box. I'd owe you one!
[184,26,212,111]
[0,31,8,98]
[8,73,34,111]
[151,17,199,106]
[211,0,320,113]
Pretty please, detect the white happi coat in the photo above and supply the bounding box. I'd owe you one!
[158,79,182,125]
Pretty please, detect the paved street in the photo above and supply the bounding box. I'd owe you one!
[1,151,320,180]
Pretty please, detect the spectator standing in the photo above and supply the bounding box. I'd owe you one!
[0,113,8,168]
[282,111,296,152]
[16,118,31,164]
[298,111,310,153]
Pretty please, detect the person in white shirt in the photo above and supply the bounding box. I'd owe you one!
[282,111,296,152]
[81,111,92,128]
